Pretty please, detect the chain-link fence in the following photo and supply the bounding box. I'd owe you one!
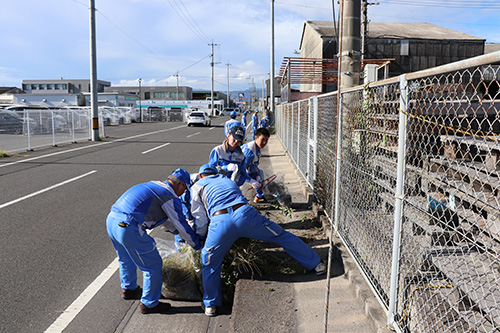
[276,51,500,332]
[0,106,137,153]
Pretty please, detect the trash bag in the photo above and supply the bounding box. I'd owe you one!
[156,238,203,301]
[264,173,292,207]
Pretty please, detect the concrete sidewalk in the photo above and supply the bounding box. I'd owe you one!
[117,134,389,332]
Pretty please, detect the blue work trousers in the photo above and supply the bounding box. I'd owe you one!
[106,214,163,308]
[201,204,320,307]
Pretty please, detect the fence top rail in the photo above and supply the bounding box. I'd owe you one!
[281,51,500,104]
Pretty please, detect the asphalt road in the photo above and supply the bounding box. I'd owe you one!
[0,118,227,333]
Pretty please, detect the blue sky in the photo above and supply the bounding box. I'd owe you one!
[1,0,499,92]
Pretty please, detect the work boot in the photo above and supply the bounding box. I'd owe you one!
[201,303,217,317]
[139,301,171,314]
[121,286,142,300]
[315,260,327,275]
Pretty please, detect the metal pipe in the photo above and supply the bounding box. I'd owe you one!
[51,110,56,147]
[297,100,301,166]
[387,74,408,329]
[270,0,275,115]
[334,93,343,233]
[89,0,99,141]
[26,110,32,151]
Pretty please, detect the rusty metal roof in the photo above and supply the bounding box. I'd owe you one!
[304,21,485,41]
[278,57,393,85]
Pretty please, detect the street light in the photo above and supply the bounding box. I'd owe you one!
[137,78,142,122]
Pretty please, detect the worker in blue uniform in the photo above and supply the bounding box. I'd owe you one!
[208,126,255,188]
[242,127,270,203]
[190,169,326,317]
[240,111,248,139]
[176,171,202,250]
[259,115,270,129]
[251,109,259,139]
[224,111,241,138]
[106,168,202,314]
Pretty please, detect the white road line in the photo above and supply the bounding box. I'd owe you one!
[141,142,171,154]
[0,170,97,210]
[187,132,200,138]
[44,258,119,333]
[0,124,186,169]
[209,127,216,130]
[44,230,153,332]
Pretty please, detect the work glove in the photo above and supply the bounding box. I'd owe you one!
[216,166,227,176]
[226,163,238,172]
[249,179,261,190]
[256,175,262,183]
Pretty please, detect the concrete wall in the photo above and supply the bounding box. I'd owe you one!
[105,86,193,101]
[13,93,84,107]
[300,24,324,93]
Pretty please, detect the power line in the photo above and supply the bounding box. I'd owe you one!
[94,7,211,82]
[381,0,500,8]
[178,54,211,73]
[166,0,210,44]
[96,10,174,67]
[177,0,210,42]
[71,0,87,7]
[370,12,500,27]
[275,1,330,10]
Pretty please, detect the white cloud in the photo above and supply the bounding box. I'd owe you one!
[0,0,496,90]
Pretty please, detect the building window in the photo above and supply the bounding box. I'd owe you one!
[32,84,38,90]
[24,84,31,90]
[178,92,185,99]
[62,84,67,89]
[154,92,169,98]
[39,84,46,90]
[47,84,53,90]
[55,84,61,90]
[401,40,409,56]
[144,92,150,99]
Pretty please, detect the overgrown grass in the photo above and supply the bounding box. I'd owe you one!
[0,150,10,158]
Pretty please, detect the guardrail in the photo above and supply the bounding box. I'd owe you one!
[276,51,500,332]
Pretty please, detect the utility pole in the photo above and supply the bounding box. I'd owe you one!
[137,78,142,122]
[209,40,219,116]
[361,0,367,60]
[262,79,265,110]
[175,70,179,100]
[270,0,275,115]
[226,62,231,107]
[339,0,361,90]
[251,77,257,110]
[361,0,379,60]
[89,0,99,141]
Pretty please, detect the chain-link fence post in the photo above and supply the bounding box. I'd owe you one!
[51,109,56,147]
[388,74,409,329]
[286,105,290,151]
[297,100,301,167]
[334,93,343,233]
[307,98,312,185]
[313,96,318,184]
[26,110,32,151]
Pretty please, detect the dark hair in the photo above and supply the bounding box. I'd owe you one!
[255,127,270,138]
